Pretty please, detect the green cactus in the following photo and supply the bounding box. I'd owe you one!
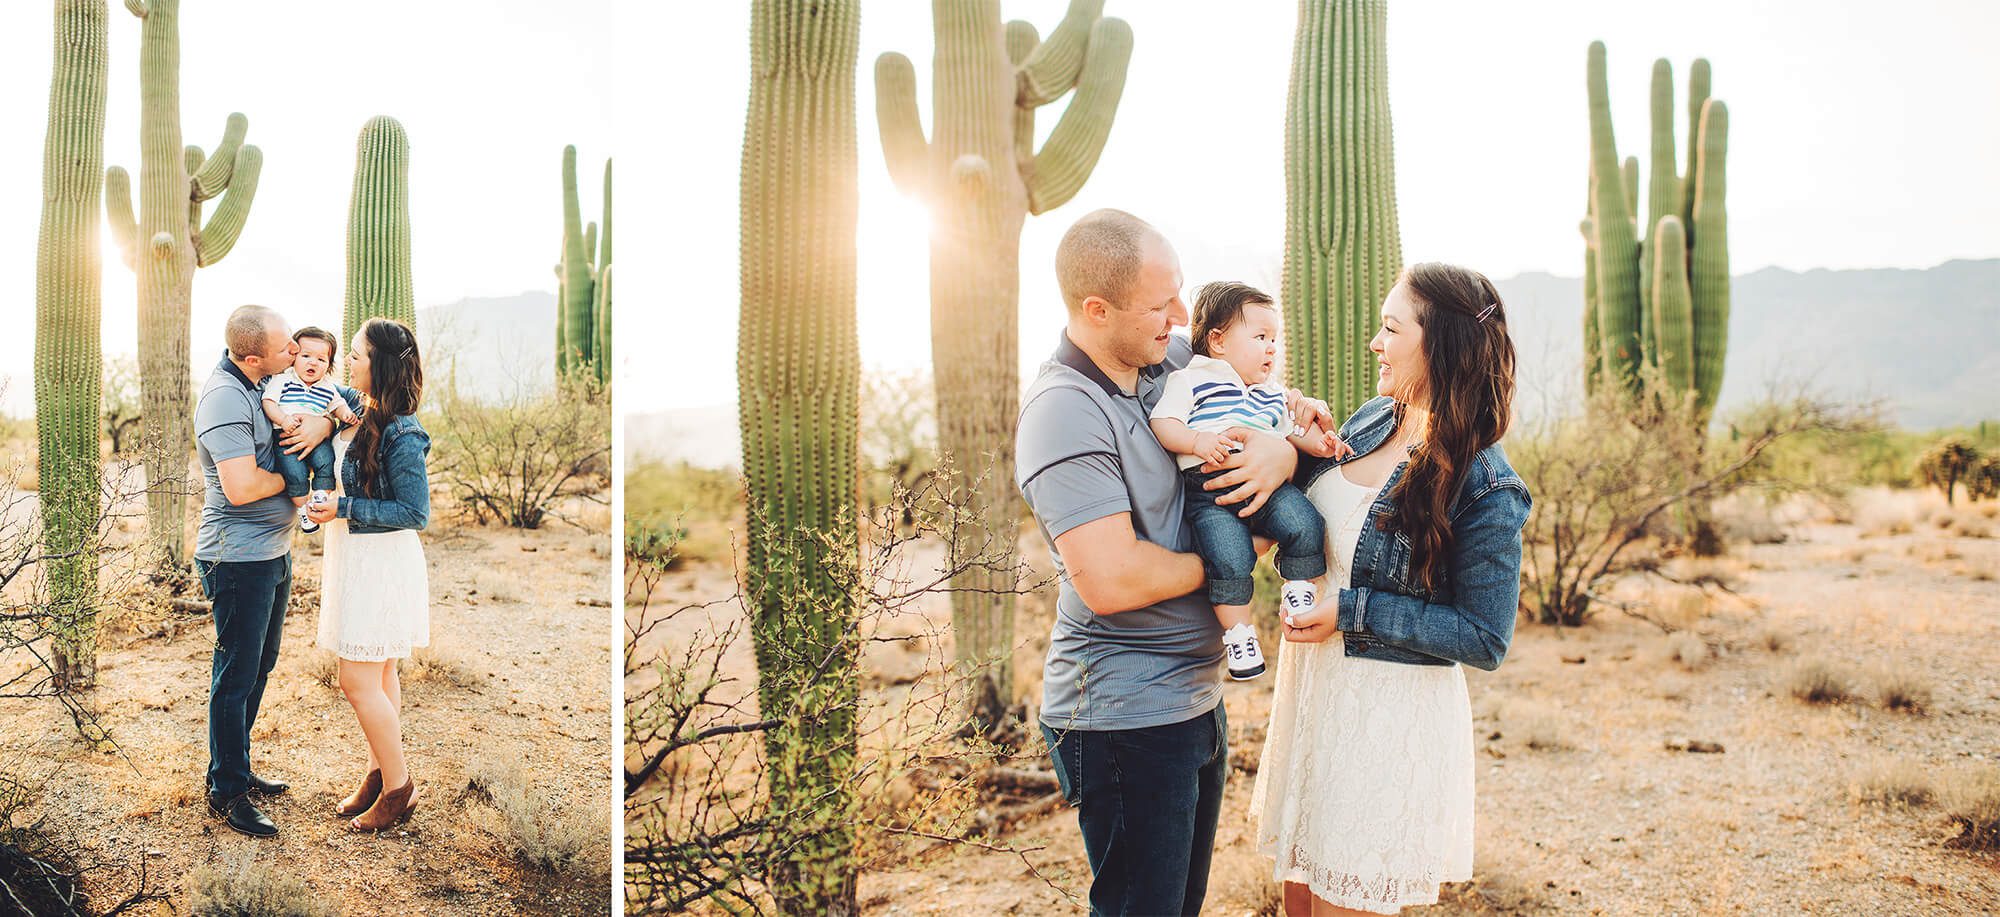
[105,0,262,571]
[876,0,1133,711]
[1283,0,1403,421]
[739,1,862,910]
[556,145,607,381]
[38,0,110,690]
[596,160,611,385]
[343,116,414,352]
[1581,42,1730,423]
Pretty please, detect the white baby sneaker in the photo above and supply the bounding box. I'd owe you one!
[1224,622,1266,680]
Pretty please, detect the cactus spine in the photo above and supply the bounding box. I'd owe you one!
[343,116,414,351]
[1283,0,1403,421]
[876,0,1133,711]
[1582,42,1730,421]
[39,0,110,689]
[556,147,611,384]
[739,1,861,910]
[105,0,262,570]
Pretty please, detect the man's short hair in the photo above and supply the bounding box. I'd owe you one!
[1055,208,1160,313]
[224,305,284,358]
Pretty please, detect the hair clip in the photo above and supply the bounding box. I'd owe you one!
[398,346,414,359]
[1475,302,1498,324]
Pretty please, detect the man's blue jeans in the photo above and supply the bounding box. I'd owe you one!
[198,554,292,799]
[1041,703,1229,916]
[273,437,336,498]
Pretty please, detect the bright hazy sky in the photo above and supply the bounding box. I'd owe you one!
[1,0,612,415]
[621,0,2000,415]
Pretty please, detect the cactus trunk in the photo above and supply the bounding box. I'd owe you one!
[344,116,414,351]
[39,0,110,689]
[558,145,596,379]
[1583,43,1728,421]
[106,0,260,572]
[595,160,612,385]
[1283,0,1403,421]
[875,0,1133,714]
[739,1,862,911]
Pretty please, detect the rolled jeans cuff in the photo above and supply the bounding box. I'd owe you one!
[1275,551,1327,582]
[1206,575,1255,607]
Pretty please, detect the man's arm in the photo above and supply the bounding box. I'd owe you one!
[1053,512,1204,615]
[214,454,285,505]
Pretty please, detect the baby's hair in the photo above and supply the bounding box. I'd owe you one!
[1189,281,1276,356]
[292,326,338,362]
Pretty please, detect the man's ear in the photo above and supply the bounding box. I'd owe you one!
[1081,295,1111,326]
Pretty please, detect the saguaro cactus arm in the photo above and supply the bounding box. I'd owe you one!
[1025,17,1132,214]
[190,111,246,200]
[1650,216,1695,392]
[194,144,261,266]
[1006,21,1040,166]
[1587,40,1643,383]
[105,166,137,263]
[1017,0,1101,106]
[1689,99,1730,418]
[873,52,930,196]
[598,159,612,271]
[124,0,146,16]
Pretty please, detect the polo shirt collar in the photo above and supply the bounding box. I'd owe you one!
[218,349,260,390]
[1054,331,1166,398]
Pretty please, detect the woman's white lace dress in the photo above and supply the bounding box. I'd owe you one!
[315,431,430,661]
[1250,467,1474,913]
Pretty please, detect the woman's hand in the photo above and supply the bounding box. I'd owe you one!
[1281,590,1343,644]
[304,497,337,524]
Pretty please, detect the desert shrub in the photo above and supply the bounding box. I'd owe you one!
[1664,631,1710,670]
[1944,765,2000,850]
[467,757,602,873]
[1916,438,1981,506]
[101,357,141,457]
[406,646,482,689]
[1873,666,1932,714]
[1756,626,1789,653]
[1852,759,1935,808]
[1782,659,1852,704]
[859,368,938,514]
[187,855,338,917]
[425,376,610,529]
[625,459,740,570]
[1514,373,1870,626]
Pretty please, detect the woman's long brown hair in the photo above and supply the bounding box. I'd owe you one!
[350,318,424,498]
[1381,262,1516,593]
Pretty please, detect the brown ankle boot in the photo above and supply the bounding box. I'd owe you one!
[350,776,417,832]
[336,769,383,817]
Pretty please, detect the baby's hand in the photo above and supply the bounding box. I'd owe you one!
[335,406,359,425]
[281,414,302,433]
[1329,433,1355,460]
[1191,431,1240,465]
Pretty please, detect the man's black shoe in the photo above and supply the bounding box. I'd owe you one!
[246,773,289,797]
[207,792,279,838]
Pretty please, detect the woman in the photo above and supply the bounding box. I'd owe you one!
[1251,262,1531,915]
[305,317,432,832]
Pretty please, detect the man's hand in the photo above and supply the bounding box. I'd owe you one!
[281,413,333,457]
[1281,591,1343,644]
[1199,429,1298,518]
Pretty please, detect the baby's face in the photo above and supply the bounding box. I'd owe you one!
[1210,304,1281,385]
[294,339,332,382]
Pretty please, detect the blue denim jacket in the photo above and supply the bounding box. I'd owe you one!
[1296,396,1531,670]
[333,389,431,535]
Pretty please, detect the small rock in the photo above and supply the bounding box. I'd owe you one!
[1561,655,1586,664]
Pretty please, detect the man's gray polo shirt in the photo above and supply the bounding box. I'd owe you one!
[1016,331,1222,732]
[193,351,296,563]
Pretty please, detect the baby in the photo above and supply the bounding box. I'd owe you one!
[262,326,360,534]
[1150,282,1347,679]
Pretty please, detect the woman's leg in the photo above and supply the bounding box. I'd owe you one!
[361,661,400,772]
[1310,894,1381,917]
[1282,881,1313,917]
[338,658,408,788]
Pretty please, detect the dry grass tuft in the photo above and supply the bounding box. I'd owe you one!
[1943,765,2000,850]
[1501,701,1572,751]
[1782,659,1852,704]
[1212,854,1282,916]
[187,855,340,917]
[303,652,338,689]
[1756,626,1789,654]
[1872,665,1933,714]
[1664,631,1711,670]
[1851,759,1935,808]
[1854,491,1918,538]
[406,645,483,689]
[471,567,522,603]
[466,756,602,873]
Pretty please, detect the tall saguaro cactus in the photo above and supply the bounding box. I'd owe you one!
[344,116,414,350]
[39,0,110,689]
[1581,42,1730,422]
[739,1,862,912]
[556,148,612,385]
[876,0,1133,712]
[105,0,262,571]
[1283,0,1403,422]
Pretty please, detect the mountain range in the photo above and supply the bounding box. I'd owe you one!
[635,259,1999,469]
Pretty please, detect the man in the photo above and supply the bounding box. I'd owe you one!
[194,304,335,837]
[1015,209,1329,915]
